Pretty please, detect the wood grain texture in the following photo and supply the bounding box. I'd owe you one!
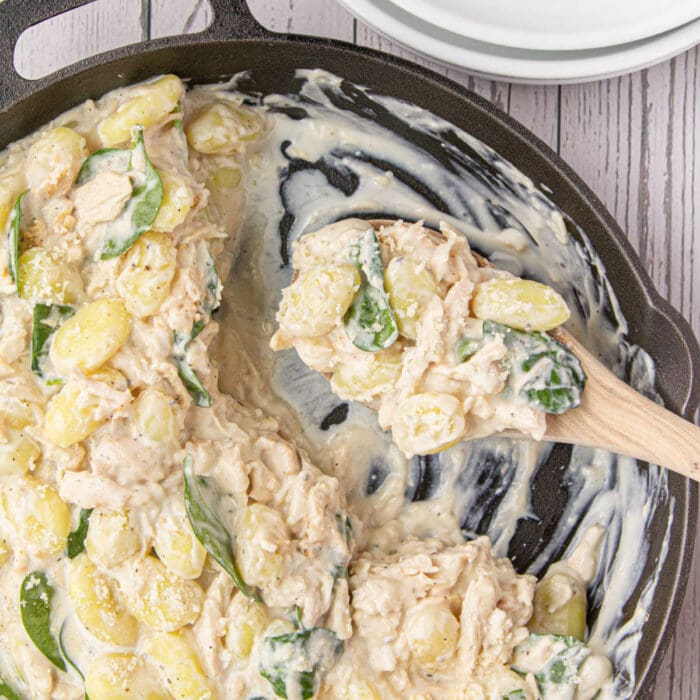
[150,0,211,38]
[11,0,699,696]
[544,329,700,481]
[13,0,144,79]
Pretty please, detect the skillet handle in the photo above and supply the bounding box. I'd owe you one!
[203,0,273,40]
[0,0,96,108]
[0,0,272,112]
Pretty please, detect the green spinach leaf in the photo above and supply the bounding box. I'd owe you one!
[59,622,89,699]
[76,147,131,185]
[511,634,590,700]
[183,455,256,598]
[455,336,481,362]
[19,572,66,672]
[343,229,398,352]
[501,691,526,700]
[6,190,28,291]
[191,252,220,340]
[99,126,163,259]
[175,358,211,408]
[484,321,586,414]
[173,332,211,408]
[292,606,304,630]
[0,674,22,700]
[30,304,75,379]
[66,508,93,559]
[331,514,352,580]
[259,628,343,700]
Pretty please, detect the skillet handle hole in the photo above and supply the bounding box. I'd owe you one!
[14,0,213,81]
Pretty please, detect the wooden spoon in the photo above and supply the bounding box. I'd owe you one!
[367,219,700,481]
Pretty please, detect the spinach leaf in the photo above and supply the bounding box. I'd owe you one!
[19,572,66,672]
[171,252,219,404]
[511,634,590,700]
[76,147,131,185]
[171,103,184,134]
[173,332,211,408]
[259,628,343,700]
[484,321,586,414]
[59,622,89,700]
[0,675,22,700]
[175,358,211,407]
[343,229,398,352]
[501,692,526,700]
[6,190,28,291]
[169,104,189,167]
[66,508,93,559]
[100,126,163,259]
[455,336,481,362]
[30,304,75,379]
[183,455,256,599]
[191,252,220,340]
[331,514,352,580]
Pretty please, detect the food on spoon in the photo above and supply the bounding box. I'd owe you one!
[271,218,585,457]
[0,74,611,699]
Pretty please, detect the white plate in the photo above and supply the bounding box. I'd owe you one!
[341,0,700,84]
[389,0,700,51]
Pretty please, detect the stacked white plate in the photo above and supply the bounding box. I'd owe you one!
[339,0,700,83]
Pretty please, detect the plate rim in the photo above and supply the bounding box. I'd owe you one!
[341,0,700,83]
[388,0,700,51]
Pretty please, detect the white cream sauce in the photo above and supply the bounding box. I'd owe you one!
[213,69,674,698]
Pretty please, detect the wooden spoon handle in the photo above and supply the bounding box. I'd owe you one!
[546,333,700,480]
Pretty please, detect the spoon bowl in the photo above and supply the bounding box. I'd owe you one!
[367,218,700,481]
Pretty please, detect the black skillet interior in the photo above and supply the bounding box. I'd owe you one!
[0,0,697,696]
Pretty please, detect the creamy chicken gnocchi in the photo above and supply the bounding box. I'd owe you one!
[0,74,608,700]
[271,218,584,458]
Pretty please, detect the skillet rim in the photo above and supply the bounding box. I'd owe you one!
[0,30,697,697]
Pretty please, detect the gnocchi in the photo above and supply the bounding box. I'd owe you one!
[119,555,203,632]
[276,264,360,338]
[154,507,207,580]
[26,127,88,197]
[404,601,460,671]
[0,429,41,475]
[384,256,439,339]
[186,101,261,155]
[392,392,466,458]
[50,298,131,373]
[44,367,130,447]
[18,247,83,304]
[97,74,184,146]
[85,509,141,567]
[1,475,70,555]
[234,503,288,589]
[145,632,215,700]
[85,653,168,700]
[68,554,138,645]
[225,595,269,660]
[117,231,177,318]
[471,277,570,332]
[132,388,179,445]
[151,171,195,232]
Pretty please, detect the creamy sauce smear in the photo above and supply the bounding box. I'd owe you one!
[213,69,673,698]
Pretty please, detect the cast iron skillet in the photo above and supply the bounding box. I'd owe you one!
[0,1,697,695]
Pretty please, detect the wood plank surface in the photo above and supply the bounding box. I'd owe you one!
[12,1,700,696]
[13,0,144,80]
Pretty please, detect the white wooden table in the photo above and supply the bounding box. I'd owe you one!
[14,0,699,696]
